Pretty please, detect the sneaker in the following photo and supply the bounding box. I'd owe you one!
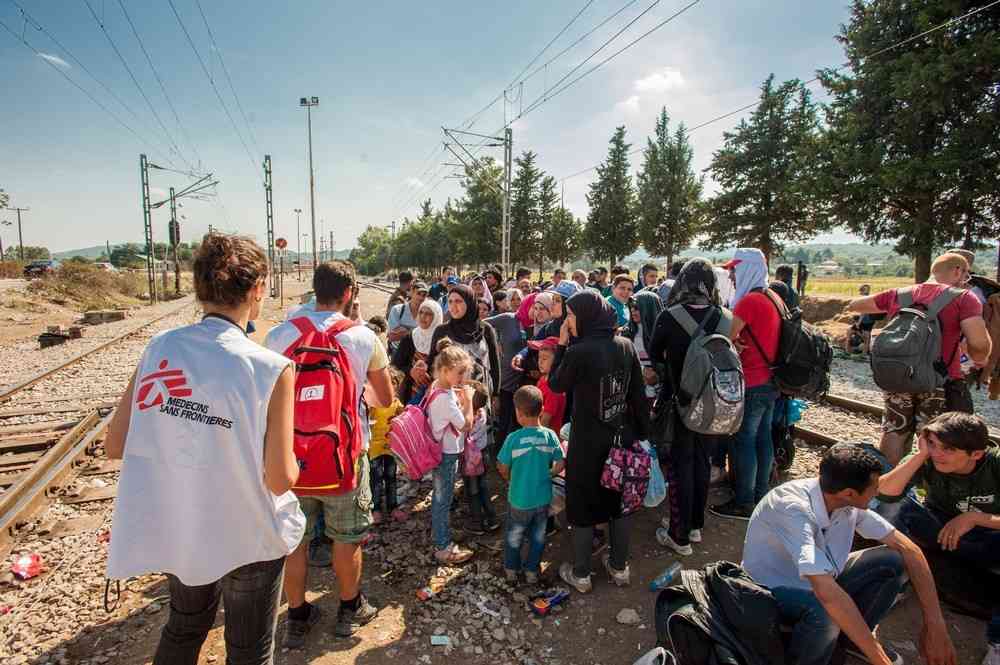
[709,500,753,521]
[524,571,539,585]
[335,595,378,638]
[559,562,593,594]
[844,642,902,665]
[465,521,486,536]
[983,643,1000,665]
[591,531,608,556]
[483,516,501,532]
[688,529,703,543]
[656,528,693,556]
[308,539,331,568]
[434,542,474,565]
[602,554,631,587]
[283,604,322,649]
[504,569,519,583]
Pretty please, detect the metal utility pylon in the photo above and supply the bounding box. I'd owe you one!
[140,154,156,304]
[169,187,181,296]
[502,127,512,279]
[264,154,276,297]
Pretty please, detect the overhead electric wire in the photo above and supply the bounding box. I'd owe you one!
[193,0,261,156]
[0,14,176,165]
[82,0,193,170]
[558,0,1000,183]
[504,0,595,91]
[166,0,257,171]
[114,0,204,171]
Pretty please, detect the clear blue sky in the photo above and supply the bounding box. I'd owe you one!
[1,0,857,254]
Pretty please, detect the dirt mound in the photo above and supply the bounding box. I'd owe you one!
[800,295,853,325]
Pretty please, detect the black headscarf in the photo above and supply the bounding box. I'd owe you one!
[566,289,617,342]
[446,283,483,344]
[666,258,721,308]
[627,290,662,350]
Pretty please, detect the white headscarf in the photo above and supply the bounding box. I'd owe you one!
[714,267,735,308]
[731,247,769,308]
[411,299,443,355]
[471,274,493,310]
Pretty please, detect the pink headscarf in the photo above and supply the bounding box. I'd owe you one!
[516,291,538,330]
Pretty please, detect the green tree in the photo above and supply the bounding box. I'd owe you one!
[704,76,829,262]
[109,243,145,269]
[0,188,8,209]
[3,245,49,261]
[533,175,560,275]
[542,206,583,269]
[584,126,639,265]
[509,151,543,266]
[454,158,504,270]
[637,108,703,267]
[349,225,392,275]
[819,0,1000,281]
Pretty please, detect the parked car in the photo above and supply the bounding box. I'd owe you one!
[95,262,118,273]
[23,259,61,279]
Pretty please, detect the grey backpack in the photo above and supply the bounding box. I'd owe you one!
[870,286,963,394]
[666,306,745,435]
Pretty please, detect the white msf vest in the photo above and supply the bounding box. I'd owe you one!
[108,316,305,586]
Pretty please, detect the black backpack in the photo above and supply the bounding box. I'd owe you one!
[656,588,742,665]
[745,289,832,399]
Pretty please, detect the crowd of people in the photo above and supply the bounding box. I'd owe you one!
[101,232,998,665]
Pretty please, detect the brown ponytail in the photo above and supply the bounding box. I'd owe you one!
[193,233,268,307]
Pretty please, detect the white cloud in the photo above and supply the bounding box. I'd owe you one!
[634,68,685,93]
[37,52,70,69]
[404,177,424,189]
[615,95,641,114]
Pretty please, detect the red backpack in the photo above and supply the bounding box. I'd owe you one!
[282,317,362,496]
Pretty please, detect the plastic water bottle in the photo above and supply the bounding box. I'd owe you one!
[649,561,683,592]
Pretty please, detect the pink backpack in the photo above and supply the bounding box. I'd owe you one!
[387,388,454,480]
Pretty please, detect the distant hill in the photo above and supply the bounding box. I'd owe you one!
[52,245,107,260]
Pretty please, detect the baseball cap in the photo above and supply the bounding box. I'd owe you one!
[527,336,560,351]
[446,275,459,285]
[412,281,429,293]
[721,258,742,270]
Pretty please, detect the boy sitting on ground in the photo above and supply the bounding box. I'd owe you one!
[497,385,565,584]
[879,412,1000,665]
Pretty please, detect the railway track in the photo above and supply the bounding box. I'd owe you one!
[0,298,201,552]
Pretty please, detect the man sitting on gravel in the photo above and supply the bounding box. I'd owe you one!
[742,444,956,665]
[878,412,1000,665]
[848,252,990,466]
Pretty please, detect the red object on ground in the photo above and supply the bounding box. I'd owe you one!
[10,553,43,580]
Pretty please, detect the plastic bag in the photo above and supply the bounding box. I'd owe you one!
[640,441,667,508]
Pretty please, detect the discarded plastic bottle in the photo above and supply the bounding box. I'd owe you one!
[649,562,682,592]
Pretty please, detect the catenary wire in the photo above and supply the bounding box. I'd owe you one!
[504,0,595,91]
[82,0,194,171]
[115,0,205,171]
[166,0,257,171]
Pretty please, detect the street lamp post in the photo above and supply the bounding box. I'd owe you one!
[299,96,320,271]
[293,208,303,281]
[302,233,311,273]
[0,220,10,261]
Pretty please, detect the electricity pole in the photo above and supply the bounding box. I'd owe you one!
[8,207,29,263]
[502,127,512,279]
[169,187,181,295]
[299,96,320,270]
[139,155,156,303]
[293,208,303,280]
[329,230,334,262]
[264,155,276,297]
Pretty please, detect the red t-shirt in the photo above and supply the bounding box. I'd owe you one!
[538,375,567,435]
[873,283,983,380]
[734,291,782,388]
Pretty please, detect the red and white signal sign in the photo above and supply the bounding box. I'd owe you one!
[275,237,288,249]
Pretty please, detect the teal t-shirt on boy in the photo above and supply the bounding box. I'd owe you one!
[498,426,564,510]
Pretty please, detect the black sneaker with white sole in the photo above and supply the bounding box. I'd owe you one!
[709,500,753,521]
[335,594,378,637]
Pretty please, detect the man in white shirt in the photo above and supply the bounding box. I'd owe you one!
[386,280,428,352]
[264,261,393,647]
[742,444,956,665]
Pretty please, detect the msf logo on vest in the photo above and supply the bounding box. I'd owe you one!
[136,360,193,411]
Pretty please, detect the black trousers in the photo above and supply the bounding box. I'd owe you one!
[370,454,398,513]
[666,424,714,546]
[495,389,516,453]
[154,557,284,665]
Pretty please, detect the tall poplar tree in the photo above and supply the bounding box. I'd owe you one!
[704,76,828,262]
[584,126,638,266]
[509,151,543,267]
[637,108,703,267]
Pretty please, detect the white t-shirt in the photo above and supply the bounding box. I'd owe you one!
[632,326,658,399]
[427,387,466,454]
[264,309,388,450]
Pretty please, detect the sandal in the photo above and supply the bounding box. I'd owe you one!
[434,543,474,565]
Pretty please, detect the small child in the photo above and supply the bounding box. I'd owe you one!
[497,385,565,584]
[847,315,864,356]
[528,337,567,436]
[368,369,406,524]
[426,339,476,564]
[463,381,499,535]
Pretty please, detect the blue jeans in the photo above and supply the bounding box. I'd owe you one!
[154,557,284,665]
[733,383,778,506]
[431,452,460,550]
[772,546,905,665]
[893,497,1000,643]
[504,505,549,573]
